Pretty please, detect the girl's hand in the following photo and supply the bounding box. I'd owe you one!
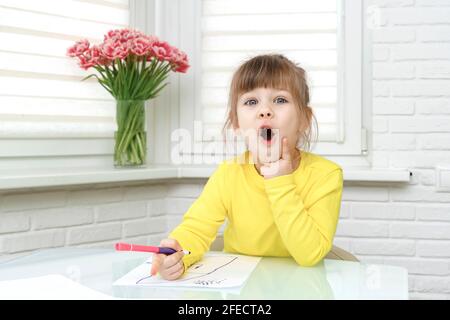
[260,137,295,179]
[150,238,185,281]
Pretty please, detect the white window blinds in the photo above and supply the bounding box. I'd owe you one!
[199,0,341,145]
[0,0,129,169]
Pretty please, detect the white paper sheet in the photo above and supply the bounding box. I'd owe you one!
[0,274,115,300]
[113,253,261,289]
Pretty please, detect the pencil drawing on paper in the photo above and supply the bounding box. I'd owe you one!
[112,253,261,289]
[136,255,238,285]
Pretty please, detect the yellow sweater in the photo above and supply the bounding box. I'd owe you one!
[169,150,344,271]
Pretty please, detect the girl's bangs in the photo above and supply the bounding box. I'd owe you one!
[235,60,297,95]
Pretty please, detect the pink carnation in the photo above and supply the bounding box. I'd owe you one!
[145,35,159,43]
[169,48,190,73]
[174,60,190,73]
[66,39,90,58]
[104,29,121,41]
[149,41,173,62]
[100,39,129,60]
[130,37,152,57]
[104,29,152,45]
[77,45,102,70]
[68,28,189,76]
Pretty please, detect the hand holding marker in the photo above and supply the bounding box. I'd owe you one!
[115,239,189,281]
[115,242,190,255]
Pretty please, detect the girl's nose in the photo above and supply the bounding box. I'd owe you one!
[258,111,272,119]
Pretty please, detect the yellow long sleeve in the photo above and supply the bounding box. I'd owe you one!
[169,150,343,272]
[264,169,343,266]
[169,163,230,270]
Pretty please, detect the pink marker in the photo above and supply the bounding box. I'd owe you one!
[115,242,190,255]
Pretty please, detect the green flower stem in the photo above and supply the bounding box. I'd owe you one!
[115,102,142,153]
[130,140,139,162]
[79,55,176,167]
[114,100,146,166]
[136,132,145,159]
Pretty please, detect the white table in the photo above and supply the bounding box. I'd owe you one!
[0,248,409,299]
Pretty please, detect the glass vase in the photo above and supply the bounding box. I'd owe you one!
[114,99,147,167]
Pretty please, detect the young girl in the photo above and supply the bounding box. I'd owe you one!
[151,54,343,280]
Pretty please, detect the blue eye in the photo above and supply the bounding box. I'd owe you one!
[275,97,288,104]
[244,99,257,106]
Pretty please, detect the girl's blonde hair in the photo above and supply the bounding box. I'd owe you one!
[222,54,318,152]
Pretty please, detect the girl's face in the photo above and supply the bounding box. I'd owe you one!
[236,87,301,163]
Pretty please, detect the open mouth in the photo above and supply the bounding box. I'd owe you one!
[259,126,276,144]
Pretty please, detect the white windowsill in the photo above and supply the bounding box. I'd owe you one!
[0,166,411,191]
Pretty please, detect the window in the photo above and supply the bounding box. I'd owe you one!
[0,0,130,170]
[1,0,366,172]
[176,0,366,163]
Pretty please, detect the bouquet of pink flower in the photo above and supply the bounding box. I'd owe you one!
[67,28,189,167]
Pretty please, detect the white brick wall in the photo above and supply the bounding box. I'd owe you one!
[339,0,450,299]
[0,183,170,255]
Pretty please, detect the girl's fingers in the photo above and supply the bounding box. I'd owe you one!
[281,137,291,161]
[159,238,182,251]
[150,253,162,276]
[151,238,184,279]
[260,164,276,177]
[167,265,184,280]
[163,250,185,269]
[260,165,269,176]
[165,260,184,277]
